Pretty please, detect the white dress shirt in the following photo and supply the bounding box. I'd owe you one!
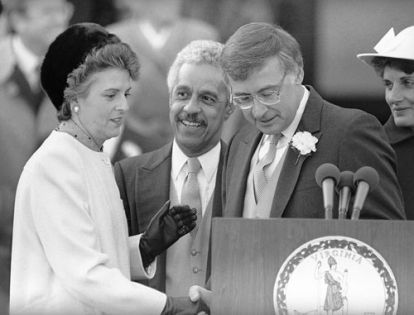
[12,36,40,90]
[171,140,221,217]
[139,20,171,50]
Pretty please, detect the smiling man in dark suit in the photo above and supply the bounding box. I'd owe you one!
[114,40,233,296]
[220,22,405,220]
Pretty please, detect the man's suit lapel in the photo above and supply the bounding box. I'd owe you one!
[270,87,323,217]
[136,143,172,291]
[227,129,262,217]
[205,141,226,280]
[135,144,172,231]
[211,140,226,218]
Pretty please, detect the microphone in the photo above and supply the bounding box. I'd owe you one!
[315,163,340,219]
[337,171,355,219]
[351,166,379,220]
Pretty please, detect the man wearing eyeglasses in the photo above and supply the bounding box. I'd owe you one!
[220,22,405,220]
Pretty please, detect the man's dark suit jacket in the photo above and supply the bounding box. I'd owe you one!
[223,86,406,220]
[114,141,226,291]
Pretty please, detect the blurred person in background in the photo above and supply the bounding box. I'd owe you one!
[358,26,414,219]
[114,40,233,296]
[0,2,7,312]
[0,2,10,313]
[10,22,208,315]
[107,0,219,162]
[0,0,73,309]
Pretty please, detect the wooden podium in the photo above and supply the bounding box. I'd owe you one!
[211,218,414,314]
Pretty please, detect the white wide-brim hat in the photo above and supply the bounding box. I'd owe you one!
[357,26,414,67]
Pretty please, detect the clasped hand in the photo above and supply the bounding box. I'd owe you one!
[161,285,212,315]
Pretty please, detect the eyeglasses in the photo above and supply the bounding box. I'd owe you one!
[232,73,286,110]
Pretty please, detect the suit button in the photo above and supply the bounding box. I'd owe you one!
[191,249,198,256]
[193,267,199,273]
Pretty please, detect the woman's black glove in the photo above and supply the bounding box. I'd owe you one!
[161,296,209,315]
[139,201,197,268]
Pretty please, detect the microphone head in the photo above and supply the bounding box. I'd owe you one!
[337,171,355,191]
[315,163,340,187]
[354,166,379,190]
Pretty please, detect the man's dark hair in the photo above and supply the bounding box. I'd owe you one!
[221,22,303,81]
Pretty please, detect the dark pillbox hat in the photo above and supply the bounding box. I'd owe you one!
[40,22,121,110]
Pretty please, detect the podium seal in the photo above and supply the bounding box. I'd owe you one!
[273,236,398,314]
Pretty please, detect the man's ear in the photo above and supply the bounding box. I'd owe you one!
[295,68,304,84]
[168,93,173,108]
[224,99,235,120]
[69,98,78,107]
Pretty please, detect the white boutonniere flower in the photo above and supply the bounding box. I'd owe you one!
[290,131,318,164]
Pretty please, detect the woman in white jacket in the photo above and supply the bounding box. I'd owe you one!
[10,22,208,315]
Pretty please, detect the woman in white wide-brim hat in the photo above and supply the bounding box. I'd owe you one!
[357,26,414,219]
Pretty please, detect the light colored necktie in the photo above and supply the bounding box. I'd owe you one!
[181,157,202,235]
[253,135,278,203]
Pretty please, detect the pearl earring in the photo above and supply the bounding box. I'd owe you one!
[73,105,80,113]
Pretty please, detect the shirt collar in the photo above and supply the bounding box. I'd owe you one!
[12,36,40,78]
[139,20,171,50]
[172,140,221,184]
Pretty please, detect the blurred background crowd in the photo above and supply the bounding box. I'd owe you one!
[1,0,413,312]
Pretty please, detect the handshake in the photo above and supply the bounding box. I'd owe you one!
[161,285,211,315]
[139,201,212,314]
